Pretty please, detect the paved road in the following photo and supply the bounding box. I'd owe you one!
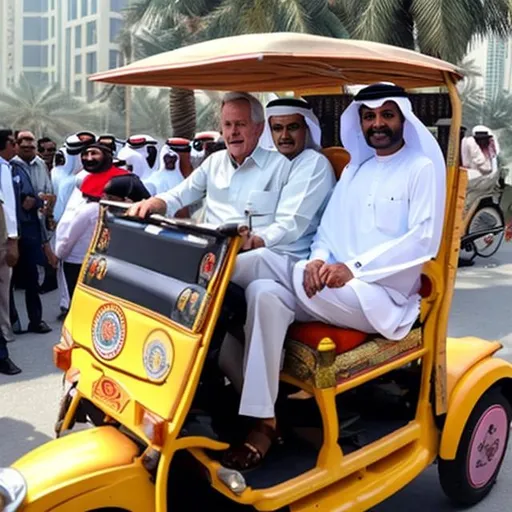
[1,244,512,511]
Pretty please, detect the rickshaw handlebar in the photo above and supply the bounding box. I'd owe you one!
[99,199,246,238]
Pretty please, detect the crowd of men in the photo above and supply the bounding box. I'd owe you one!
[0,84,446,472]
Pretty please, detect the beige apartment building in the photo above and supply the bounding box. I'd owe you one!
[0,0,128,99]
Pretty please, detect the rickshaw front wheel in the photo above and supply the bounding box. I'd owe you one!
[438,388,511,506]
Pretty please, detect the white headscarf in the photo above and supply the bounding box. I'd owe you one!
[334,83,446,258]
[143,145,183,195]
[472,125,500,156]
[51,140,84,222]
[259,99,322,151]
[118,144,152,179]
[191,131,221,168]
[157,144,180,172]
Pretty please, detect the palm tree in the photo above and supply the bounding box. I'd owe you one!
[0,75,100,141]
[333,0,512,63]
[118,0,350,138]
[131,87,172,140]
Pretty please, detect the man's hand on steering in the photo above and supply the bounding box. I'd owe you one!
[303,259,325,298]
[319,262,354,289]
[126,197,167,219]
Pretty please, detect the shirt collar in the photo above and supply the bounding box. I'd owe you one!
[0,156,10,166]
[228,146,267,169]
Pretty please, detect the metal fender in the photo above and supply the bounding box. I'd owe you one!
[439,356,512,460]
[12,426,155,511]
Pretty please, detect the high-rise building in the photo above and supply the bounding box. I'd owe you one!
[485,37,507,100]
[0,0,129,99]
[61,0,128,100]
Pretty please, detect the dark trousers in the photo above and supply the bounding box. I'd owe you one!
[10,241,43,327]
[63,262,82,301]
[0,335,7,360]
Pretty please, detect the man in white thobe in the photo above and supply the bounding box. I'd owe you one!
[118,135,158,180]
[222,83,446,471]
[128,92,333,259]
[143,144,183,196]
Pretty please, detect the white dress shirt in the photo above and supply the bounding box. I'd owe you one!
[157,147,333,259]
[0,156,18,238]
[55,199,99,264]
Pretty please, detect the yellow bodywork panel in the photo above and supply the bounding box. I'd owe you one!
[440,356,512,460]
[67,286,201,423]
[446,337,502,400]
[13,426,154,511]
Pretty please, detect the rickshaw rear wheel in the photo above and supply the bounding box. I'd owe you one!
[438,388,511,506]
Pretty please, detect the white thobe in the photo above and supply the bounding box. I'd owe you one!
[158,147,334,259]
[226,145,441,418]
[231,149,334,283]
[143,169,184,196]
[55,201,99,264]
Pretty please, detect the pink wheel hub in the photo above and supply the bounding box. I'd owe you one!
[467,405,508,488]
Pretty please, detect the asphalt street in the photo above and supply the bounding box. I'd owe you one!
[1,244,512,511]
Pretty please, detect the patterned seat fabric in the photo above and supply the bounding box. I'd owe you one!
[282,327,422,389]
[287,322,368,355]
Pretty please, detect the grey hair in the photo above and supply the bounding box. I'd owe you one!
[221,92,265,124]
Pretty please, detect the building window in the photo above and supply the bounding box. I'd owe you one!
[86,51,97,74]
[23,17,49,41]
[23,45,48,67]
[51,17,55,38]
[109,50,122,69]
[68,0,78,20]
[66,27,72,88]
[51,45,55,66]
[75,54,82,74]
[110,18,123,43]
[87,81,95,101]
[51,0,55,9]
[81,0,88,17]
[110,0,127,11]
[23,0,48,12]
[87,21,97,46]
[75,80,83,96]
[23,71,49,86]
[75,26,82,48]
[91,0,98,14]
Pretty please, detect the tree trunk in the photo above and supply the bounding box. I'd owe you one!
[169,88,196,139]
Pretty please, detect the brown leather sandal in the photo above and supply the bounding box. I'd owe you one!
[223,422,283,471]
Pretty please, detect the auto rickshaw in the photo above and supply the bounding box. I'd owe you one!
[2,33,512,512]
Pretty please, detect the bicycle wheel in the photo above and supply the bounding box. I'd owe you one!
[468,205,504,258]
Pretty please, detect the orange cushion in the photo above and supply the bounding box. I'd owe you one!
[287,322,368,355]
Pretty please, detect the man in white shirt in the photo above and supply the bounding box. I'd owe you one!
[230,97,334,286]
[128,92,332,259]
[219,97,334,390]
[0,130,21,375]
[223,83,446,471]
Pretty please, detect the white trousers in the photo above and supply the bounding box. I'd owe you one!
[220,248,375,419]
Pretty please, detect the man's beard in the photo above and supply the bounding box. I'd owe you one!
[82,157,111,174]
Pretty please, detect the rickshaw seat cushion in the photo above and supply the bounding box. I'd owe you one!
[282,327,422,389]
[321,146,351,181]
[287,322,368,355]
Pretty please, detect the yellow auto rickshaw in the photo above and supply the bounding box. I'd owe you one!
[2,33,512,512]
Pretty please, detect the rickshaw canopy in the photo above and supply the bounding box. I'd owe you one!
[91,32,463,90]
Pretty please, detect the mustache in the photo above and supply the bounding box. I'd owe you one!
[367,127,393,137]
